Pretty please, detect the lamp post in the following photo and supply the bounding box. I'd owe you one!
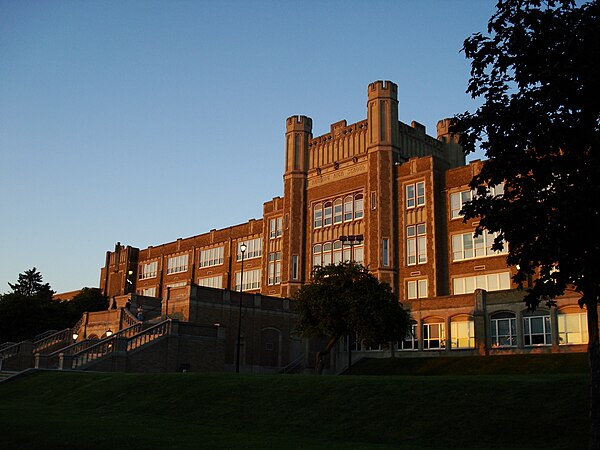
[235,242,247,373]
[72,332,79,342]
[339,234,363,375]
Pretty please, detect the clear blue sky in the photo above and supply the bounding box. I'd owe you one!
[0,0,495,294]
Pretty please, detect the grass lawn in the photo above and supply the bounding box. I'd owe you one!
[0,355,590,449]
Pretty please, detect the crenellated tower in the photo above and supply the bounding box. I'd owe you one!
[366,80,400,289]
[281,115,312,297]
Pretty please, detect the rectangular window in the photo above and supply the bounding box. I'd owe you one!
[558,312,588,345]
[491,313,517,348]
[333,200,343,224]
[344,197,353,221]
[406,279,428,300]
[167,254,188,274]
[406,224,426,265]
[406,181,425,209]
[235,268,261,291]
[237,238,262,260]
[199,246,224,268]
[198,275,223,289]
[270,217,283,239]
[354,194,364,219]
[324,203,333,226]
[453,272,511,295]
[523,315,552,346]
[450,190,473,219]
[382,238,389,267]
[314,205,323,228]
[291,255,299,280]
[451,231,507,261]
[268,252,282,285]
[139,261,158,280]
[138,287,156,297]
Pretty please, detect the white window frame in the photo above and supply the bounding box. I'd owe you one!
[198,275,223,289]
[139,261,158,280]
[406,223,426,265]
[406,181,425,209]
[268,252,282,285]
[450,318,475,349]
[235,268,261,291]
[490,312,517,348]
[333,198,343,224]
[354,194,364,219]
[558,311,588,345]
[523,313,552,346]
[423,322,445,350]
[167,254,188,274]
[452,272,511,295]
[199,246,224,268]
[313,204,323,228]
[237,238,262,260]
[406,279,428,300]
[452,230,507,261]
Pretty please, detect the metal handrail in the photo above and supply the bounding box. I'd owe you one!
[127,320,171,352]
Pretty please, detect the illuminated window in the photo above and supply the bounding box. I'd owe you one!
[333,199,343,224]
[407,224,426,265]
[423,320,445,350]
[406,181,425,209]
[452,231,507,261]
[323,201,333,226]
[268,252,282,285]
[314,204,323,228]
[406,279,427,300]
[558,310,588,345]
[139,261,158,280]
[235,268,261,291]
[490,312,517,348]
[269,217,283,239]
[199,247,224,268]
[344,196,353,221]
[382,238,389,266]
[138,287,156,297]
[198,276,222,289]
[450,316,475,349]
[453,272,511,294]
[354,194,364,219]
[237,238,262,260]
[167,254,188,274]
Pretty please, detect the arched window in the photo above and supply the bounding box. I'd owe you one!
[323,202,333,226]
[313,204,323,228]
[344,196,353,221]
[333,240,343,264]
[354,194,364,219]
[423,317,445,350]
[333,199,343,224]
[450,315,475,349]
[312,244,322,268]
[490,311,517,348]
[322,242,332,266]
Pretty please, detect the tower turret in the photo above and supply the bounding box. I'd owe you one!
[367,80,399,148]
[285,115,312,174]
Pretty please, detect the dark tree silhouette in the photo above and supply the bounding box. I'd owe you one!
[454,0,600,446]
[8,267,54,298]
[294,262,409,374]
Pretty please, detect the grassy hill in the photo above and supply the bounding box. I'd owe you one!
[0,354,590,449]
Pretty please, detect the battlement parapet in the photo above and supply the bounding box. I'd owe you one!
[286,115,313,132]
[368,80,398,100]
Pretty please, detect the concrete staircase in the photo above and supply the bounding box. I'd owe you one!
[0,370,19,382]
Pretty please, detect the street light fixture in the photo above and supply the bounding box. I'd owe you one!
[235,242,247,373]
[106,329,113,338]
[72,332,79,342]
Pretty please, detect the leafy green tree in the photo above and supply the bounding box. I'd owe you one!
[453,0,600,445]
[294,262,409,374]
